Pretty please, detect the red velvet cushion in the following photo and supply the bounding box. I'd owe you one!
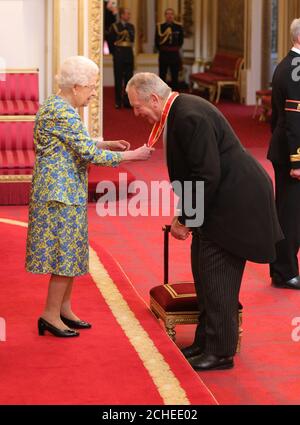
[0,100,39,115]
[150,282,199,312]
[191,72,235,84]
[0,73,39,101]
[210,53,241,78]
[256,89,272,96]
[261,95,271,106]
[0,121,34,151]
[0,150,35,170]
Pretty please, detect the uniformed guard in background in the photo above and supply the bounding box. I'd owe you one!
[109,7,135,108]
[104,0,118,54]
[155,8,184,90]
[267,18,300,290]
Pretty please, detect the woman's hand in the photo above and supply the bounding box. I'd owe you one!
[121,145,155,161]
[106,140,130,151]
[96,138,130,151]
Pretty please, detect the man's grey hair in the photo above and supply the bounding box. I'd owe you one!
[126,73,171,101]
[56,56,99,88]
[291,18,300,43]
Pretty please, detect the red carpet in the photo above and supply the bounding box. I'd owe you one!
[1,92,300,405]
[0,219,216,405]
[101,89,300,404]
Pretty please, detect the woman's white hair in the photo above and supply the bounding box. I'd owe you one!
[56,56,99,88]
[291,18,300,43]
[126,73,171,100]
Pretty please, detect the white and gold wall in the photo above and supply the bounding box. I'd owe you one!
[0,0,46,100]
[0,0,103,135]
[1,0,300,114]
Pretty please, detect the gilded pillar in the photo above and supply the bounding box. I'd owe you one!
[261,0,272,89]
[278,0,300,61]
[88,0,103,137]
[52,0,60,92]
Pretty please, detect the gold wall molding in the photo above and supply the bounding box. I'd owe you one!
[278,0,300,61]
[199,0,217,61]
[78,0,85,120]
[0,175,32,183]
[0,68,39,74]
[0,116,36,122]
[45,0,49,98]
[217,0,244,54]
[261,0,272,89]
[53,0,60,92]
[244,0,251,70]
[88,0,102,137]
[181,0,194,38]
[78,0,85,55]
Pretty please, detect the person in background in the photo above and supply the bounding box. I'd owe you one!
[267,18,300,290]
[104,0,118,54]
[26,56,153,338]
[155,8,184,90]
[109,7,135,109]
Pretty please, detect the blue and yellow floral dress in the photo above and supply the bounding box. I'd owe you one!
[26,95,121,276]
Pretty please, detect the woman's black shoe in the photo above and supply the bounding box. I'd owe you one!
[60,315,92,329]
[38,317,80,337]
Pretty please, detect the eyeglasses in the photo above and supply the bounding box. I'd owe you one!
[82,84,97,91]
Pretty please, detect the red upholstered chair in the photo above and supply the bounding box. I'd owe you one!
[0,118,35,174]
[0,69,39,204]
[0,117,35,204]
[150,225,243,352]
[253,89,272,120]
[0,69,39,115]
[189,52,244,103]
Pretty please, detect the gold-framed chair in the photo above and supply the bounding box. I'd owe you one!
[189,52,244,104]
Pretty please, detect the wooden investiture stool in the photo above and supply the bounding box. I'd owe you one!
[149,225,243,352]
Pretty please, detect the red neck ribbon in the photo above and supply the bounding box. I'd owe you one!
[147,92,179,147]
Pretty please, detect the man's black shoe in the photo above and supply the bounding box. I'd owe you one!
[271,275,300,289]
[188,353,234,371]
[181,344,202,359]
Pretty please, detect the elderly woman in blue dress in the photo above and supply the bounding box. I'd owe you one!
[26,56,153,337]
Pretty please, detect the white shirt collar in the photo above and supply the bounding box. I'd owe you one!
[291,46,300,55]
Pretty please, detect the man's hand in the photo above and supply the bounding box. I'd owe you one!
[290,168,300,180]
[170,216,190,241]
